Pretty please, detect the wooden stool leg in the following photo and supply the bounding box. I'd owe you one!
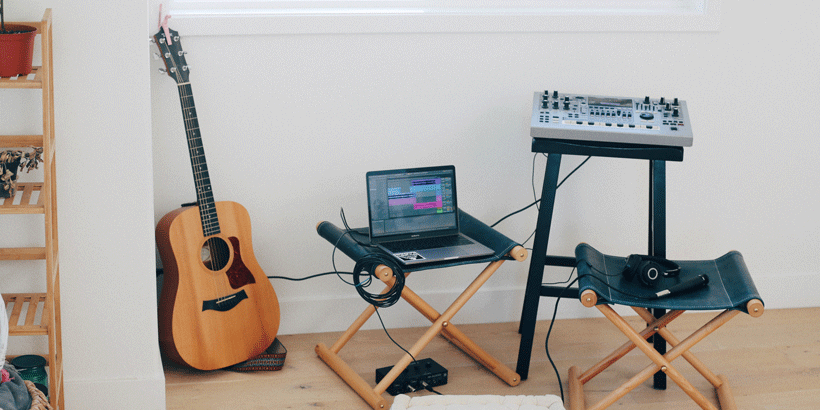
[716,375,738,410]
[568,366,585,410]
[382,262,520,386]
[315,276,407,409]
[580,310,684,383]
[315,246,528,410]
[315,343,387,409]
[374,259,510,394]
[631,307,723,387]
[596,305,718,410]
[577,295,760,410]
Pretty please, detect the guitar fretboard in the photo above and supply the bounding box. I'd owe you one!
[177,82,220,237]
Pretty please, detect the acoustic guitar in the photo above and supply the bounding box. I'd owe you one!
[153,28,280,370]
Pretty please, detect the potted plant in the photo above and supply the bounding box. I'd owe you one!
[1,150,22,198]
[1,147,41,198]
[0,0,38,78]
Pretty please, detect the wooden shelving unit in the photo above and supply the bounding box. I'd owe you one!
[0,10,63,409]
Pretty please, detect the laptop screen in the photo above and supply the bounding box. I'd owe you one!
[367,166,459,242]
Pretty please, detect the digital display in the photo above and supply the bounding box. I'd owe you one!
[367,168,458,238]
[588,97,633,108]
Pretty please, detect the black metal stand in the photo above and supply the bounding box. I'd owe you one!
[515,138,684,390]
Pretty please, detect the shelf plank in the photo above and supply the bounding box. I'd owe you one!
[3,293,49,336]
[0,66,43,89]
[0,183,45,214]
[0,247,46,260]
[4,10,62,410]
[0,135,44,147]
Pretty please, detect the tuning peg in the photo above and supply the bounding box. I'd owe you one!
[182,65,189,71]
[164,52,171,59]
[153,52,161,60]
[177,51,187,57]
[158,68,167,74]
[149,37,156,44]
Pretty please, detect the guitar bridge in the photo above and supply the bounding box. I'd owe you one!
[202,289,248,312]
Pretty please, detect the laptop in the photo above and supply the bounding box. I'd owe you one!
[366,165,494,265]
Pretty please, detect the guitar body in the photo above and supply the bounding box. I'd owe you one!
[156,201,280,370]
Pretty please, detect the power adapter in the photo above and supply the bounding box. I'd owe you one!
[375,358,448,396]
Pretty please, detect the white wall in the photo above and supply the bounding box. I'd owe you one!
[153,0,820,337]
[1,1,165,409]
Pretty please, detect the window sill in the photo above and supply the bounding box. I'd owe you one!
[167,4,720,36]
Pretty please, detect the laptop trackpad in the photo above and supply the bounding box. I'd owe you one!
[416,247,468,261]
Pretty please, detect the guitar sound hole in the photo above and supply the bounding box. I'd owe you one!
[201,237,230,271]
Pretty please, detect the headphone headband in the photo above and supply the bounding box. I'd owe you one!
[627,254,680,275]
[622,254,681,287]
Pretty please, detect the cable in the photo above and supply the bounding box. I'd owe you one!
[421,381,442,395]
[541,260,669,401]
[544,273,579,404]
[557,156,591,189]
[266,209,426,386]
[490,155,591,231]
[352,254,405,308]
[268,271,354,281]
[340,207,375,249]
[375,309,417,363]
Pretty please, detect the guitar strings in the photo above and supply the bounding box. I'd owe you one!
[165,37,230,304]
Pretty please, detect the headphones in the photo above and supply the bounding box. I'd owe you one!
[622,254,680,288]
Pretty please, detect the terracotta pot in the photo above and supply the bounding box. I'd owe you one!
[0,24,38,77]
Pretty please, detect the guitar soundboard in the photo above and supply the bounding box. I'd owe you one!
[530,91,693,147]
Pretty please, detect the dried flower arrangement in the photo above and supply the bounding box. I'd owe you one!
[1,147,42,198]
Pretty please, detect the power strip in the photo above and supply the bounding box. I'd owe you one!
[375,358,448,396]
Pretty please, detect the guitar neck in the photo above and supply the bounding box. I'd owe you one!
[177,82,220,236]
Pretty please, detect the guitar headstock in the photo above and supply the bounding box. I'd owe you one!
[153,27,189,84]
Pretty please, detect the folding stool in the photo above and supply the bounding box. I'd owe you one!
[568,243,764,410]
[315,210,528,410]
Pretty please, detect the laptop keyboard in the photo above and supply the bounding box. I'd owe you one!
[382,235,473,253]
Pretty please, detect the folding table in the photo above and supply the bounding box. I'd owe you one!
[516,137,685,389]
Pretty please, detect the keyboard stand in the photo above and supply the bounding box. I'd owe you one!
[515,138,685,391]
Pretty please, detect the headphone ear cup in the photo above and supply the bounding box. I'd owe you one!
[622,255,642,282]
[638,260,662,287]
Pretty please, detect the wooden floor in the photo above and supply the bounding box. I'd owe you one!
[164,307,820,409]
